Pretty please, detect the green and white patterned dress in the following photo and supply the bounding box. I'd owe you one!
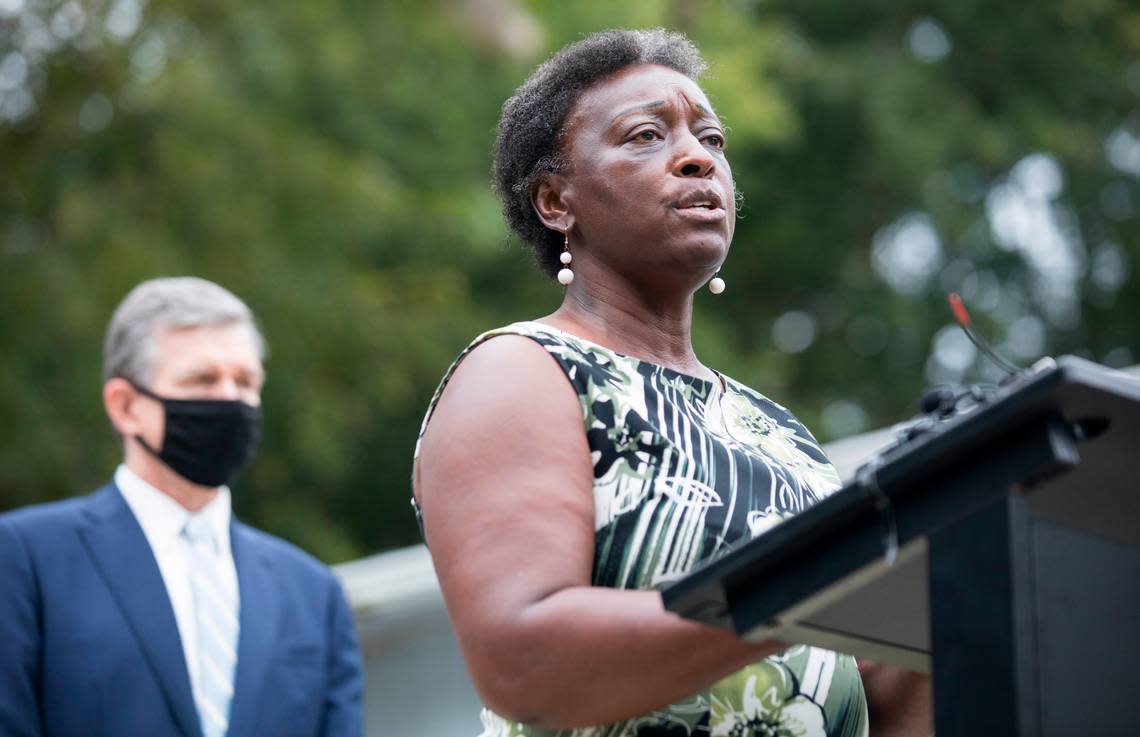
[415,321,868,737]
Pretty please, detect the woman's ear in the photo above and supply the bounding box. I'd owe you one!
[531,174,574,235]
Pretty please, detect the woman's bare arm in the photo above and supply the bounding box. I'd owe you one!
[415,335,781,729]
[858,660,934,737]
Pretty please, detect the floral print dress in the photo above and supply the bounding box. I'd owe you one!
[414,322,868,737]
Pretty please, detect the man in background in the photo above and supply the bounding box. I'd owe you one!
[0,277,364,737]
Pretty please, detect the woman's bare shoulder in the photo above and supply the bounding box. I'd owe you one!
[413,330,595,562]
[418,331,583,467]
[443,331,569,402]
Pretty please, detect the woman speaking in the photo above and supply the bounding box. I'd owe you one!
[413,28,931,737]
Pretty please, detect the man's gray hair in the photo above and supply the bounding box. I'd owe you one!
[103,277,267,385]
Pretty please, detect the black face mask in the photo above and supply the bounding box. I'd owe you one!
[130,383,262,488]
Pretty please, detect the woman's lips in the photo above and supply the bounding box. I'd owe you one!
[671,204,727,222]
[670,188,726,222]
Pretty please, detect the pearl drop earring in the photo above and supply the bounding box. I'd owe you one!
[557,234,574,286]
[709,271,725,294]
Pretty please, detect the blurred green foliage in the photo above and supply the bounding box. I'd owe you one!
[2,0,1137,561]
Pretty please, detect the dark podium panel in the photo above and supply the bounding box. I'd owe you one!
[663,356,1140,737]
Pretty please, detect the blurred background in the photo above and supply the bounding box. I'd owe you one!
[2,0,1138,731]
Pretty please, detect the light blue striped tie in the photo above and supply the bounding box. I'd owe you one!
[183,516,239,737]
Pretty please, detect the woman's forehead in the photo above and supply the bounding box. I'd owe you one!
[569,64,716,129]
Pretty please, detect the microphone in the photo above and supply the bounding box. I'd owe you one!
[947,293,1021,375]
[942,295,1105,444]
[911,293,1021,421]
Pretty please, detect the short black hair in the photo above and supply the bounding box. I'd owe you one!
[492,28,707,278]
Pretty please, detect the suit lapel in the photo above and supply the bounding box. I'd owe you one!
[224,523,280,737]
[79,484,201,737]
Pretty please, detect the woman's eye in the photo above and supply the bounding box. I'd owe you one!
[633,129,659,142]
[704,133,726,149]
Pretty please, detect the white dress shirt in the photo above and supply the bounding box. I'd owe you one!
[115,464,240,695]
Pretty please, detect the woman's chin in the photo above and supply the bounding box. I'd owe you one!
[668,237,730,272]
[635,251,728,293]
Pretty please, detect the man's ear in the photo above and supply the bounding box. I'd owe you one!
[531,174,575,235]
[103,377,142,437]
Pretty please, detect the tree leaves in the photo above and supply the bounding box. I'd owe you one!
[2,0,1136,560]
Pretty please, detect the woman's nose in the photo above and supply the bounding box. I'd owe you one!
[672,132,716,178]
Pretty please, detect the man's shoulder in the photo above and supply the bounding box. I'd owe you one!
[0,486,111,535]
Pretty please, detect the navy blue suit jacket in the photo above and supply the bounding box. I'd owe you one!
[0,483,364,737]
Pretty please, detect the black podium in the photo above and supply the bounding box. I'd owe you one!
[663,356,1140,737]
